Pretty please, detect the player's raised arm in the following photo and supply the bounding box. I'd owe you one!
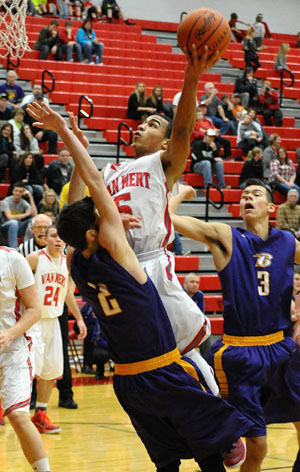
[67,112,89,205]
[169,185,232,271]
[26,102,127,253]
[162,46,219,189]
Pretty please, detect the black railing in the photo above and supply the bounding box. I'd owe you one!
[116,122,133,163]
[279,68,294,107]
[6,54,20,71]
[205,183,224,222]
[77,95,93,128]
[41,70,55,94]
[176,11,187,47]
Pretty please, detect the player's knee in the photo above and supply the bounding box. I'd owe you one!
[7,409,27,429]
[246,436,267,461]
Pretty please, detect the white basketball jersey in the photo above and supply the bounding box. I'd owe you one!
[0,246,35,353]
[103,151,174,255]
[34,249,68,319]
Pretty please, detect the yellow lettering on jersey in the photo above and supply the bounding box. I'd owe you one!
[97,284,122,317]
[253,253,273,267]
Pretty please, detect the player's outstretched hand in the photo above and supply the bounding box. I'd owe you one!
[120,213,142,230]
[68,112,89,149]
[26,102,67,134]
[184,44,219,80]
[77,319,87,340]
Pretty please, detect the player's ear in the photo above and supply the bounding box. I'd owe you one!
[86,229,98,242]
[268,202,275,215]
[161,138,169,150]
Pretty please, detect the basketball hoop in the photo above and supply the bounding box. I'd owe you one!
[0,0,31,59]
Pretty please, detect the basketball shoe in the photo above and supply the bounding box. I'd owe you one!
[31,410,61,434]
[223,438,246,468]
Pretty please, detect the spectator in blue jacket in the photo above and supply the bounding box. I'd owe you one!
[76,19,104,65]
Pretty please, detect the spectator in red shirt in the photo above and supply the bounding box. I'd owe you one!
[60,21,83,63]
[258,80,283,127]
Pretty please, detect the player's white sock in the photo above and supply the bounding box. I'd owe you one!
[31,457,51,471]
[35,402,47,412]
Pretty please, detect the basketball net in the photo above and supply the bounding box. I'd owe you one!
[0,0,31,59]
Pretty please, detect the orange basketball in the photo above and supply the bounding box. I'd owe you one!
[177,8,231,60]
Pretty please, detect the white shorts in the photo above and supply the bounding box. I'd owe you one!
[0,346,33,415]
[34,318,63,381]
[138,248,211,353]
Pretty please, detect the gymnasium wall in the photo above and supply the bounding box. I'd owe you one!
[117,0,300,35]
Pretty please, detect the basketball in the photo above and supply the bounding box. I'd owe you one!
[177,8,231,60]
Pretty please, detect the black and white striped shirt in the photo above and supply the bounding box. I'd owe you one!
[18,238,44,257]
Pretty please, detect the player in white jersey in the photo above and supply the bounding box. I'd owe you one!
[0,246,51,472]
[26,46,220,393]
[27,225,86,434]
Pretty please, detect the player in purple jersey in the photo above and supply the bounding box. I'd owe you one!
[170,180,300,471]
[25,96,255,471]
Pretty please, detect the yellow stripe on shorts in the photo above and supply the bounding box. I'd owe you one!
[213,344,230,398]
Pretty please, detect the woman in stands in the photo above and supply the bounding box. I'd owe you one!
[12,152,44,204]
[146,85,173,119]
[76,19,104,64]
[239,147,264,188]
[274,43,291,73]
[0,122,18,182]
[269,146,300,197]
[38,188,59,222]
[243,27,261,72]
[9,107,25,152]
[16,123,44,170]
[126,82,156,121]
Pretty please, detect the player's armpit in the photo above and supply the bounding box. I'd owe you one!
[294,239,300,265]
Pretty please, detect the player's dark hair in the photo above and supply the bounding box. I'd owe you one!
[56,197,98,251]
[244,178,274,203]
[45,224,56,236]
[294,266,300,275]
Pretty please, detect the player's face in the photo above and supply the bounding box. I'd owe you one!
[46,227,65,255]
[133,115,169,158]
[240,185,271,222]
[184,276,200,296]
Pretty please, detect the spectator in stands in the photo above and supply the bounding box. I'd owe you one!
[59,181,89,211]
[183,272,211,360]
[21,83,49,108]
[76,19,104,65]
[32,0,57,16]
[42,147,73,195]
[191,129,226,189]
[0,122,18,182]
[56,0,69,18]
[258,13,272,39]
[274,43,290,73]
[239,147,264,188]
[237,113,264,156]
[200,82,236,135]
[9,107,25,152]
[192,106,232,159]
[1,181,37,248]
[60,21,83,63]
[253,14,265,48]
[12,153,44,205]
[231,93,247,120]
[0,70,25,109]
[248,108,268,148]
[263,133,282,180]
[38,188,60,222]
[86,1,103,21]
[220,94,238,133]
[234,67,259,109]
[172,91,198,118]
[258,80,283,127]
[16,124,44,171]
[127,82,156,121]
[243,27,261,72]
[23,93,58,155]
[276,188,300,239]
[296,32,300,48]
[33,20,63,61]
[101,0,135,25]
[228,12,250,43]
[269,147,300,197]
[68,0,84,20]
[146,85,173,119]
[0,93,12,122]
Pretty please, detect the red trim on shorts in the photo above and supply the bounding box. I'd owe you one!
[4,397,31,416]
[164,250,173,281]
[181,319,209,355]
[162,183,172,248]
